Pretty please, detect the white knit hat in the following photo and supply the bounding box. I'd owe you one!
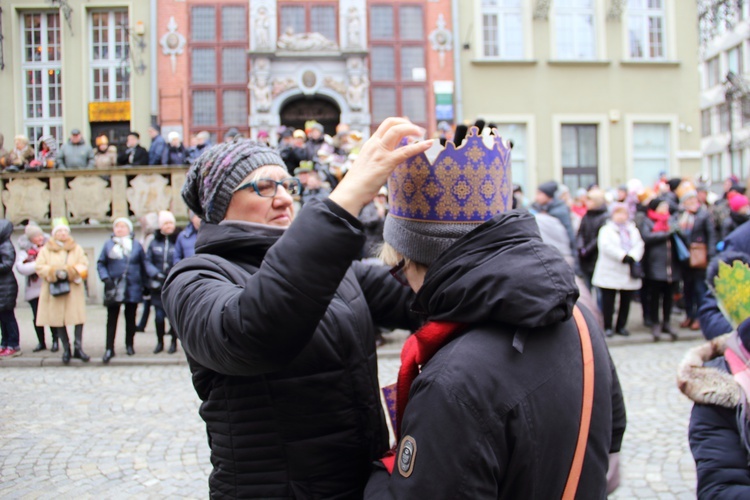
[158,210,176,228]
[112,217,133,234]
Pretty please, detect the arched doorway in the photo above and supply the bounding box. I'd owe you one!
[279,95,340,136]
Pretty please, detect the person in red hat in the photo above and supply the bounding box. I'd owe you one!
[722,194,750,240]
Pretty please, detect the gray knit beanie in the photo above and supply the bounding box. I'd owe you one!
[182,139,286,223]
[384,217,481,265]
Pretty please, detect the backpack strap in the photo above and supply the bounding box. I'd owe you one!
[562,306,595,500]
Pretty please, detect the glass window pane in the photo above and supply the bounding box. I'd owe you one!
[192,48,216,84]
[561,125,578,167]
[371,87,397,123]
[633,123,669,155]
[223,90,247,125]
[222,48,247,84]
[222,6,246,41]
[311,6,336,41]
[402,87,426,123]
[400,46,424,80]
[47,13,61,62]
[280,6,305,35]
[578,126,597,166]
[483,14,499,57]
[193,91,217,126]
[399,6,423,40]
[494,123,526,190]
[504,13,523,58]
[371,47,395,81]
[192,7,216,42]
[370,6,394,39]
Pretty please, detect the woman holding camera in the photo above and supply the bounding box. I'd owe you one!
[35,219,89,364]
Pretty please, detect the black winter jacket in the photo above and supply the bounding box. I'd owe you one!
[144,231,178,307]
[638,217,681,283]
[365,211,625,499]
[577,206,608,275]
[0,220,18,311]
[162,199,418,499]
[677,208,716,279]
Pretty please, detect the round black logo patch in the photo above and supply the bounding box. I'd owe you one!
[397,435,417,477]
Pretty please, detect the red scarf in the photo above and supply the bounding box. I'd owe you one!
[647,209,670,233]
[380,320,466,474]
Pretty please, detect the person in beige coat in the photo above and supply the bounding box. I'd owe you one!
[35,219,90,364]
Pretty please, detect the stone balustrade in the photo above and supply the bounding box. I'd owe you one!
[0,166,190,225]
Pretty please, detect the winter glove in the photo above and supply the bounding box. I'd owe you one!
[622,255,635,264]
[55,269,68,281]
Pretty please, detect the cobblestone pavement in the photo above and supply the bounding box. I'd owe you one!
[1,339,700,498]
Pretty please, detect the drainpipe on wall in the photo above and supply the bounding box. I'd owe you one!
[451,0,463,125]
[150,0,158,123]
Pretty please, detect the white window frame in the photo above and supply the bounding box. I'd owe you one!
[20,11,63,146]
[551,0,598,61]
[624,114,679,181]
[626,0,667,61]
[482,115,537,192]
[89,9,130,102]
[479,0,525,60]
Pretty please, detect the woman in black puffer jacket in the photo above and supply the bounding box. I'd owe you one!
[162,118,430,499]
[638,199,681,341]
[0,219,20,356]
[144,211,178,354]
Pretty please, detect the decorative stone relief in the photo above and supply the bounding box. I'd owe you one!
[65,176,112,221]
[324,77,348,96]
[277,28,339,51]
[160,17,186,75]
[254,6,272,50]
[249,74,272,112]
[346,7,362,49]
[126,174,172,218]
[607,0,627,20]
[533,0,552,20]
[428,14,453,68]
[1,178,50,224]
[345,74,369,111]
[272,77,298,97]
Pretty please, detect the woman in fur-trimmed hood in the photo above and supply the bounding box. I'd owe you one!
[678,251,750,497]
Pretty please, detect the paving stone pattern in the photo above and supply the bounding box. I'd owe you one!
[0,340,701,497]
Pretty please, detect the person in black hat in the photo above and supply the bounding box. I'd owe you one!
[57,129,93,169]
[533,180,579,274]
[118,131,149,166]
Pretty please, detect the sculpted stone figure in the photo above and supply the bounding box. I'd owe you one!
[346,74,369,110]
[277,27,338,51]
[254,7,271,50]
[250,74,272,111]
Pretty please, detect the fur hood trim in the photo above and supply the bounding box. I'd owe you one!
[677,333,740,408]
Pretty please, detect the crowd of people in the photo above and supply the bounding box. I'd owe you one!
[2,115,750,496]
[0,125,214,171]
[0,209,198,362]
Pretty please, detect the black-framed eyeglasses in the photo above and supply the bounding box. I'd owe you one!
[234,177,302,198]
[389,258,408,287]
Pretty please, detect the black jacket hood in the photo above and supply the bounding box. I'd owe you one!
[416,211,579,328]
[194,222,281,268]
[0,220,13,243]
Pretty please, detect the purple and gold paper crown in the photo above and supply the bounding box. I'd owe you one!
[388,127,512,223]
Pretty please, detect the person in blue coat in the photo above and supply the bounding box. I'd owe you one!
[173,211,200,264]
[699,220,750,339]
[147,125,167,166]
[97,217,147,363]
[145,211,178,354]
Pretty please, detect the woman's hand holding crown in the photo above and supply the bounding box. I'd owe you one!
[329,117,432,216]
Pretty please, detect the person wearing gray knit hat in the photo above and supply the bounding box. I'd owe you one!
[163,118,434,498]
[182,139,289,224]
